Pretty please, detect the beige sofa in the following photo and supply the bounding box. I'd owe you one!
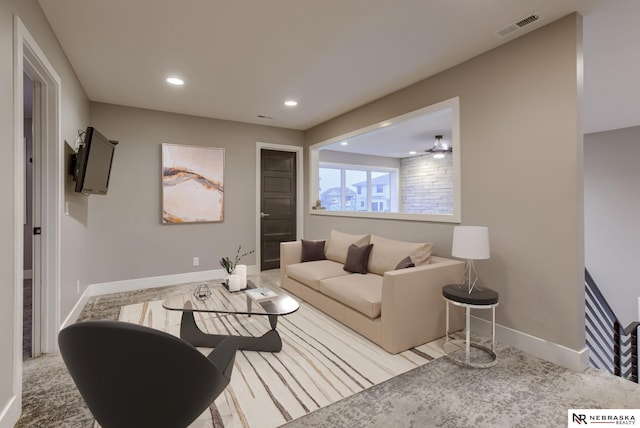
[280,230,465,354]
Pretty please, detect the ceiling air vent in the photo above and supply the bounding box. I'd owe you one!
[516,14,540,28]
[496,13,542,37]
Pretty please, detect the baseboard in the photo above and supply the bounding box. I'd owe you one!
[0,394,20,428]
[85,269,222,297]
[471,315,589,372]
[61,265,260,326]
[60,289,92,329]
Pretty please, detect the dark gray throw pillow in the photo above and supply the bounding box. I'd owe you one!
[301,239,326,262]
[343,243,374,274]
[394,256,415,270]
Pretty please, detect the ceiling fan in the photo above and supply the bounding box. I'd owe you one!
[425,135,452,159]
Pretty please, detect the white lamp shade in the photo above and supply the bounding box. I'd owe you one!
[451,226,490,260]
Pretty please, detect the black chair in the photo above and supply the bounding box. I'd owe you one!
[58,320,238,428]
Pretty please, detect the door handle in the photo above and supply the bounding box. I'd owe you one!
[260,212,270,218]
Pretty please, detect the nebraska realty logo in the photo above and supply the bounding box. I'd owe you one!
[569,409,639,425]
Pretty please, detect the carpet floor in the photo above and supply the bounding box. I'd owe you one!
[17,270,640,427]
[284,343,640,427]
[117,282,443,427]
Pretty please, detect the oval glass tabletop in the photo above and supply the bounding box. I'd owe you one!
[162,281,300,317]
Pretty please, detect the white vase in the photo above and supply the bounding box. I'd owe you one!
[235,264,247,289]
[228,274,243,292]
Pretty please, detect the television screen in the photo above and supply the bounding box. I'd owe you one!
[73,127,118,195]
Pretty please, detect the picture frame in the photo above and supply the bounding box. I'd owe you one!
[161,143,224,223]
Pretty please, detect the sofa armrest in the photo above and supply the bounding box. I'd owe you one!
[380,257,465,353]
[280,241,303,284]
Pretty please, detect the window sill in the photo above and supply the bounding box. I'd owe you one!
[309,209,460,223]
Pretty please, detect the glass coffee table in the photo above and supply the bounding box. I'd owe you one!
[162,281,299,352]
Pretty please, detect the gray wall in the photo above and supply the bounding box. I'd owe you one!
[304,14,585,351]
[83,102,304,284]
[1,0,90,424]
[584,126,640,325]
[0,5,16,412]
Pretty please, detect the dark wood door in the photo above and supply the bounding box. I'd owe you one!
[260,149,297,270]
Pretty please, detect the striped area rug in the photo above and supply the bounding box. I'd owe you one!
[115,288,446,428]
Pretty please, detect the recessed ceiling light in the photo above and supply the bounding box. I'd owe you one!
[166,77,184,86]
[340,141,348,146]
[409,151,417,155]
[284,100,298,107]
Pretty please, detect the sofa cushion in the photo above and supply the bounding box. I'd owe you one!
[324,230,370,264]
[301,239,326,262]
[367,235,432,275]
[286,260,349,291]
[318,274,383,319]
[343,243,374,274]
[394,256,415,270]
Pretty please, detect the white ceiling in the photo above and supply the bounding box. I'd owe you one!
[37,0,639,133]
[321,106,453,158]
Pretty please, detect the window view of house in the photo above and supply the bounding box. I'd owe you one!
[319,159,451,214]
[319,165,398,212]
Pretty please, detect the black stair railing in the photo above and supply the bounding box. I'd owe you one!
[585,269,638,383]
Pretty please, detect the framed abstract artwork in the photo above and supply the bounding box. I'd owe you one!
[161,144,224,223]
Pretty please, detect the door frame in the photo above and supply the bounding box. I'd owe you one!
[255,143,304,271]
[12,14,62,400]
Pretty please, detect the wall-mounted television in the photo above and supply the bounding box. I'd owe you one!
[72,126,118,195]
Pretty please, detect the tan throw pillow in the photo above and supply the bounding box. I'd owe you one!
[367,235,433,275]
[324,230,371,264]
[343,244,374,274]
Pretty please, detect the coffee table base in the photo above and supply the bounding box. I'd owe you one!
[180,311,283,352]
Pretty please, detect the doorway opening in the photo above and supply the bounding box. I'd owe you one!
[14,16,62,366]
[23,72,34,359]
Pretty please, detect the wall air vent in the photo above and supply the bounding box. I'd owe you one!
[496,13,542,37]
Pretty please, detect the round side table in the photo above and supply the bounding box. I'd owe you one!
[442,284,499,368]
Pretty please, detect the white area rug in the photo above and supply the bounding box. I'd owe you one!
[117,292,445,428]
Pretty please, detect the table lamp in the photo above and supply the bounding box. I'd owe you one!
[451,226,490,293]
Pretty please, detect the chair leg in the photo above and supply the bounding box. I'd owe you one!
[207,337,239,381]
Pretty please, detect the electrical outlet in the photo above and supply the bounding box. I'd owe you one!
[193,257,199,267]
[76,280,80,294]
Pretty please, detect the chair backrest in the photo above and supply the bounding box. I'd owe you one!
[59,320,233,428]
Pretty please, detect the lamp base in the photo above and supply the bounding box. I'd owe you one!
[461,259,482,294]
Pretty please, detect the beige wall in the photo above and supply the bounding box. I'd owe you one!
[1,0,90,425]
[305,14,585,351]
[84,102,304,285]
[585,126,640,326]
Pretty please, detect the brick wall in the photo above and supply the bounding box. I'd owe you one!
[400,154,453,214]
